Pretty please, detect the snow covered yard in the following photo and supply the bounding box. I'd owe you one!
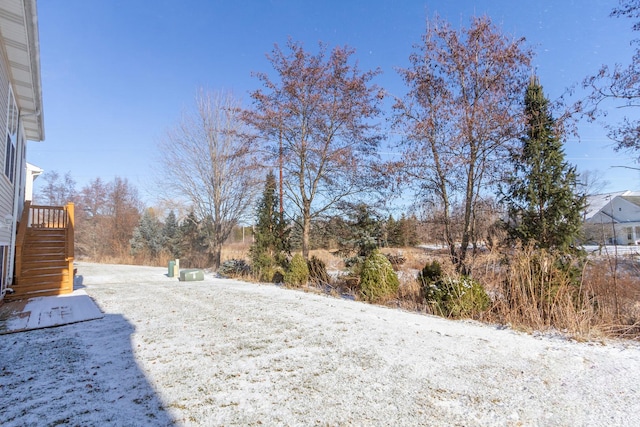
[1,262,639,426]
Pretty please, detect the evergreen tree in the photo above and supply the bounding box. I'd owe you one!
[387,213,419,247]
[405,214,420,247]
[130,209,165,258]
[178,211,210,267]
[249,172,289,281]
[162,210,180,258]
[336,204,383,267]
[502,76,586,252]
[386,215,400,247]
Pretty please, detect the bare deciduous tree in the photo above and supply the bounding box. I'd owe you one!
[158,90,259,269]
[36,170,76,206]
[244,39,383,258]
[578,169,610,197]
[108,177,143,257]
[582,0,640,160]
[393,15,532,272]
[75,177,109,259]
[75,177,142,261]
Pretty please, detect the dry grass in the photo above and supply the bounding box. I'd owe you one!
[488,247,589,334]
[379,247,432,270]
[221,242,251,263]
[395,270,423,311]
[583,258,640,338]
[308,249,345,271]
[383,245,640,340]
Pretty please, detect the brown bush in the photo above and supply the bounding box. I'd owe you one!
[583,258,640,338]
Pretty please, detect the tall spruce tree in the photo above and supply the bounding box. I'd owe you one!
[162,210,180,258]
[178,211,210,267]
[503,76,586,252]
[249,171,289,281]
[130,209,164,259]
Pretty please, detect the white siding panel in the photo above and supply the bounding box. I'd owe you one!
[0,45,13,244]
[612,198,640,222]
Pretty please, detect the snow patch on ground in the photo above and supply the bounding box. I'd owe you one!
[1,262,639,426]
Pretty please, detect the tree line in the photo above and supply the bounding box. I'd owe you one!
[33,170,422,267]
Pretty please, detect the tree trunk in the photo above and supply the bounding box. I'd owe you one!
[210,243,222,270]
[442,197,456,262]
[302,203,311,259]
[456,145,477,275]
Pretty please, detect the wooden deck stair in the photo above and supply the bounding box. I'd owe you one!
[5,203,74,301]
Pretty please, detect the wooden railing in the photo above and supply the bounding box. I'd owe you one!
[66,203,75,264]
[29,204,71,229]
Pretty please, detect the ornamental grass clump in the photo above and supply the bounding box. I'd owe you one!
[360,249,399,303]
[284,253,309,287]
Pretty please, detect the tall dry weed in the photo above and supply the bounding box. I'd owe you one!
[583,258,640,338]
[309,249,345,271]
[491,245,595,335]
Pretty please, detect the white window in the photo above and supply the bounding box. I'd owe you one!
[4,87,18,183]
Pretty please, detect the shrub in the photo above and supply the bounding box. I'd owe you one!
[307,255,330,285]
[439,276,490,318]
[360,249,399,303]
[417,260,442,292]
[272,267,285,284]
[284,253,309,287]
[251,252,276,282]
[218,259,250,278]
[418,260,489,318]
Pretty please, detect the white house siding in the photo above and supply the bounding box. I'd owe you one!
[585,193,640,245]
[0,43,12,247]
[0,44,10,296]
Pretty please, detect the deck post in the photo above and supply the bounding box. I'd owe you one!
[63,202,75,294]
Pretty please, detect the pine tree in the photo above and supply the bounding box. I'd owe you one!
[336,204,383,268]
[162,210,180,258]
[502,76,586,253]
[130,209,164,258]
[249,171,289,281]
[178,211,210,267]
[386,215,400,247]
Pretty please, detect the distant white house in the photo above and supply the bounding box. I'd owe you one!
[584,191,640,245]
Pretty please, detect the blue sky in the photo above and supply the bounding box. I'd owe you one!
[30,0,639,204]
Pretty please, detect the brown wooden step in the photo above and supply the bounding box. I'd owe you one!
[5,286,73,300]
[26,229,65,234]
[21,242,65,249]
[20,252,66,261]
[20,263,68,275]
[21,254,66,262]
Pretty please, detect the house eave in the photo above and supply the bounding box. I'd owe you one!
[0,0,44,141]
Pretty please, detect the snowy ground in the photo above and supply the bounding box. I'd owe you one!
[1,262,639,426]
